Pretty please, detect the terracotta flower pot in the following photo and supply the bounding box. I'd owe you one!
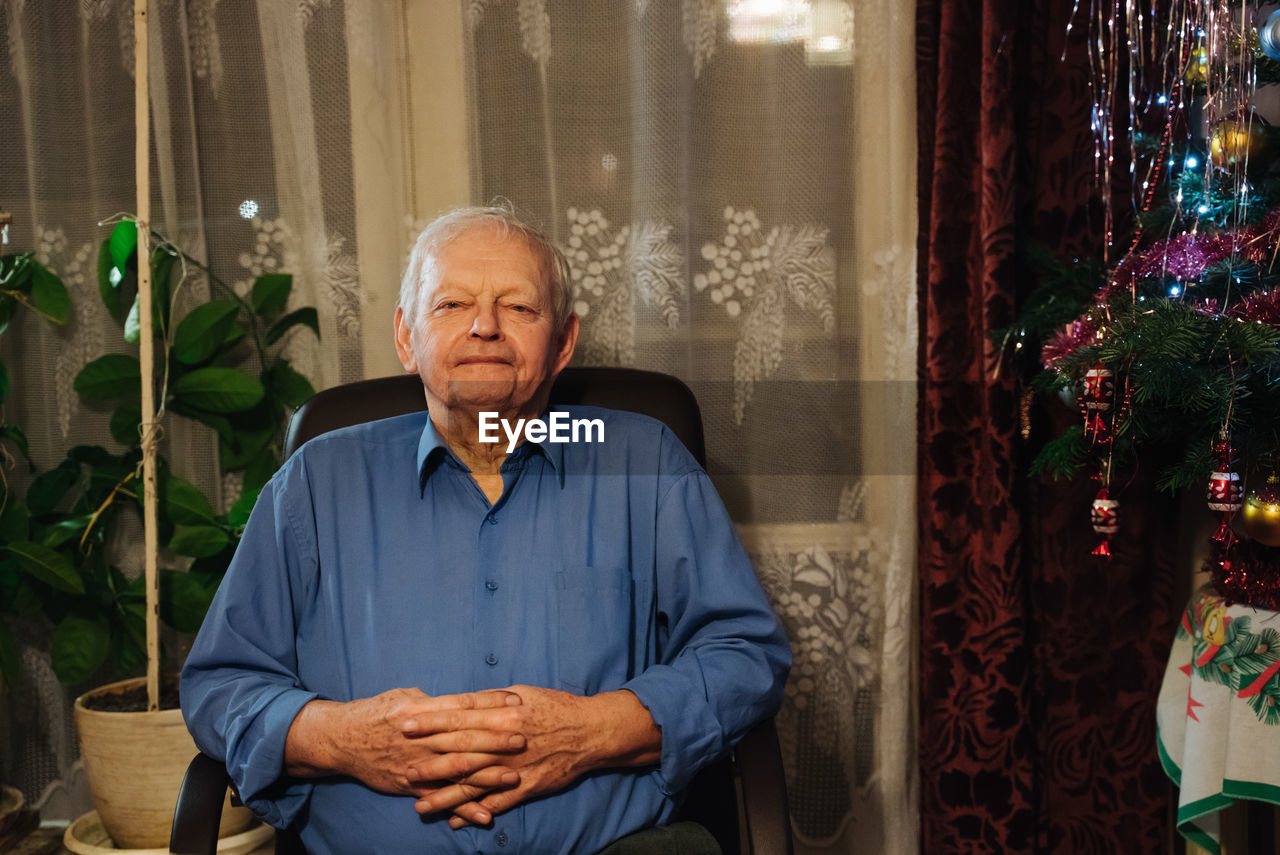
[74,677,254,849]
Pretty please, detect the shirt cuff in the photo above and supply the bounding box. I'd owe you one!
[622,658,725,795]
[226,686,319,829]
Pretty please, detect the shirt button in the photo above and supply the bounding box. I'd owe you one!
[486,653,498,666]
[487,516,499,525]
[496,831,508,847]
[486,580,499,592]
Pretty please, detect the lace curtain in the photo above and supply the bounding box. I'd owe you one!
[0,0,369,821]
[0,2,916,852]
[465,3,917,851]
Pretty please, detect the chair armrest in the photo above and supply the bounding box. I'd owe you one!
[169,752,228,855]
[735,719,793,855]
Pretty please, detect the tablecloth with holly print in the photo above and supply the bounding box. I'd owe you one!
[1157,586,1280,854]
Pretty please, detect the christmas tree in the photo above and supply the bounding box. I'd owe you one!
[1009,5,1280,607]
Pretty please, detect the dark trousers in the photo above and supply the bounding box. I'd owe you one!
[593,821,722,855]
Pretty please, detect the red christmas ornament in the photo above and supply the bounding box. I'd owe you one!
[1082,365,1114,411]
[1081,364,1115,445]
[1207,435,1243,547]
[1091,487,1119,557]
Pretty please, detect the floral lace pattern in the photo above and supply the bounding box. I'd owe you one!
[750,524,883,845]
[36,227,101,439]
[561,208,684,366]
[694,207,836,423]
[235,216,363,342]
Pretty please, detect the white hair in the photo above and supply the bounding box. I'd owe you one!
[399,204,573,332]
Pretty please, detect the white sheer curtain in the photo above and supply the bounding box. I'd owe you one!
[1,3,916,851]
[461,3,916,852]
[0,0,369,819]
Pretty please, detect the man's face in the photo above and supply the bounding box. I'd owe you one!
[394,225,578,420]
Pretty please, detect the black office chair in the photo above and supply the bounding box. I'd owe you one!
[170,367,792,855]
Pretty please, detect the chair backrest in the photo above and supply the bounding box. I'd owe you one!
[284,367,706,465]
[279,367,747,850]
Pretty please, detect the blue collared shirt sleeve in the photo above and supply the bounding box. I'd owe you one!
[181,461,320,829]
[622,466,792,795]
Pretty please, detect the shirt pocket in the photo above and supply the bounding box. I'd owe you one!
[556,564,633,695]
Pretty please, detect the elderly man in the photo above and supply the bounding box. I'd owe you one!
[181,207,791,854]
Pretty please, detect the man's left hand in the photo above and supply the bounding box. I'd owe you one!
[408,685,661,826]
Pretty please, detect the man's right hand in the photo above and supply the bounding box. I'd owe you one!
[283,687,527,821]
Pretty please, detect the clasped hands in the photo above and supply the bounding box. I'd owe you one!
[284,684,660,829]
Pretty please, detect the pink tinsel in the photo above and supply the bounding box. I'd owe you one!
[1242,211,1280,269]
[1041,316,1099,368]
[1226,288,1280,325]
[1135,233,1236,282]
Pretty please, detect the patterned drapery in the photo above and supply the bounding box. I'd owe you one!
[916,0,1181,851]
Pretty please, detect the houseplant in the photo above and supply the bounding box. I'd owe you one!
[0,219,318,847]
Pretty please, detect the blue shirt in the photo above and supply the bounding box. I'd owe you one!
[181,405,790,855]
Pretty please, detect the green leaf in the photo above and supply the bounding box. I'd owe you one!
[159,569,219,633]
[169,524,230,558]
[0,360,8,404]
[242,447,278,493]
[251,273,292,316]
[109,403,142,445]
[173,300,241,365]
[189,547,236,578]
[0,424,31,466]
[227,485,261,527]
[0,501,30,543]
[171,367,264,413]
[5,575,42,615]
[0,253,32,290]
[151,248,176,328]
[75,354,141,401]
[265,307,320,346]
[51,613,110,684]
[123,294,141,343]
[218,426,273,469]
[97,239,124,322]
[163,473,215,524]
[108,221,137,272]
[5,541,83,593]
[69,444,125,468]
[30,262,71,325]
[0,619,19,692]
[26,462,79,515]
[112,604,146,674]
[167,400,234,440]
[37,514,94,549]
[263,360,314,409]
[0,295,15,336]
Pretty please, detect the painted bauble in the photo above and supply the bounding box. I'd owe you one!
[1207,470,1243,512]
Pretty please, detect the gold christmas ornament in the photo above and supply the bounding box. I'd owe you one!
[1185,47,1209,86]
[1240,474,1280,546]
[1209,117,1270,168]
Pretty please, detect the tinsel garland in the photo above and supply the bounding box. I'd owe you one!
[1044,227,1280,368]
[1205,539,1280,611]
[1041,317,1099,369]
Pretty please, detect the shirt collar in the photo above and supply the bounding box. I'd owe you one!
[416,412,566,490]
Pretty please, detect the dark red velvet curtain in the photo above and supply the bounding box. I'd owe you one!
[916,1,1181,852]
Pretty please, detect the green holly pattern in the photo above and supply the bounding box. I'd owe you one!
[1179,595,1280,726]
